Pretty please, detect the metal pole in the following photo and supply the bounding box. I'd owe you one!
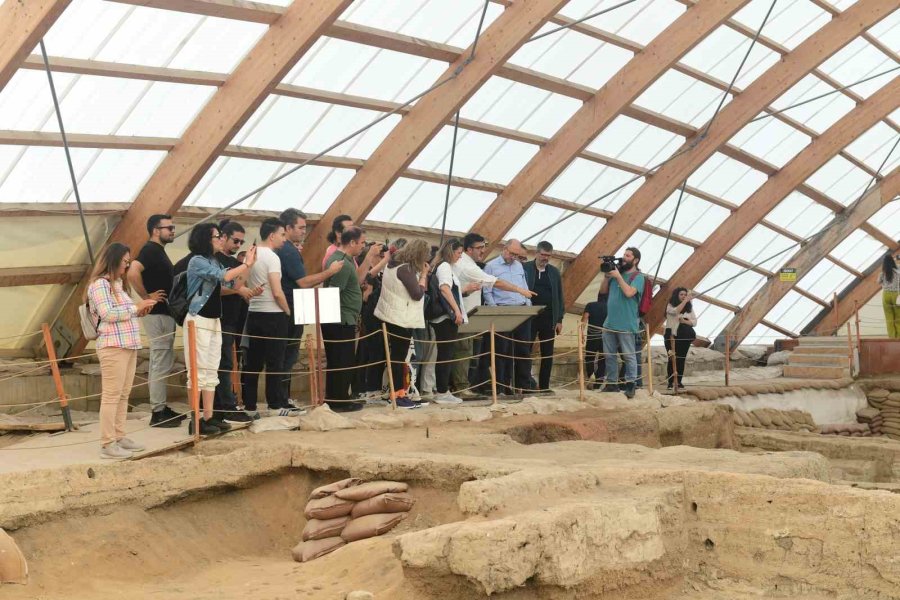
[381,323,398,410]
[490,324,498,406]
[231,340,241,407]
[42,323,74,431]
[187,320,200,445]
[645,323,653,396]
[724,334,731,388]
[833,292,839,336]
[577,322,586,402]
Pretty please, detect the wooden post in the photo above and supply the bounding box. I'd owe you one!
[314,288,325,406]
[668,332,679,393]
[832,292,839,336]
[187,320,200,445]
[306,334,317,408]
[577,322,586,402]
[724,334,731,387]
[854,301,861,350]
[645,323,653,396]
[41,323,74,431]
[231,341,241,407]
[381,323,397,410]
[846,316,854,376]
[490,323,498,406]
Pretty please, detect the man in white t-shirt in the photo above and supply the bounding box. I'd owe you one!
[241,218,294,418]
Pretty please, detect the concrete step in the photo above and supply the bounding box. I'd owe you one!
[792,344,850,354]
[783,364,850,379]
[788,353,848,367]
[797,336,845,346]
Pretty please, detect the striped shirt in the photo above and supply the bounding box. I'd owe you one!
[879,268,900,293]
[88,278,141,350]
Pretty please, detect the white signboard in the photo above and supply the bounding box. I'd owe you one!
[293,288,341,325]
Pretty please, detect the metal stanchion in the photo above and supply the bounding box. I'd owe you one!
[645,323,653,396]
[381,323,398,410]
[577,322,586,403]
[187,320,200,445]
[490,324,498,406]
[231,341,241,407]
[41,323,74,431]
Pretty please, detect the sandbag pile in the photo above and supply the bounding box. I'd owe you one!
[856,406,883,436]
[864,389,900,439]
[819,423,872,437]
[291,478,415,563]
[732,408,818,433]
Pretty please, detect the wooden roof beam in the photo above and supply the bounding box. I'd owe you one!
[0,0,72,92]
[302,0,569,270]
[719,167,899,347]
[52,0,353,356]
[561,0,895,309]
[0,265,88,288]
[641,76,900,333]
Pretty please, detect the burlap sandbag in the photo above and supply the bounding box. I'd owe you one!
[868,389,890,399]
[341,512,407,543]
[351,492,416,518]
[888,392,900,402]
[305,495,355,520]
[302,516,351,542]
[309,477,363,500]
[291,536,345,563]
[753,409,774,427]
[335,480,409,502]
[748,412,763,428]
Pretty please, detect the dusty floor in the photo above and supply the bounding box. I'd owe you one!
[4,391,900,599]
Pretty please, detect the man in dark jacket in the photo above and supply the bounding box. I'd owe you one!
[523,241,565,392]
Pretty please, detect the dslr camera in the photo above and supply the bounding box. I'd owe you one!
[599,255,626,273]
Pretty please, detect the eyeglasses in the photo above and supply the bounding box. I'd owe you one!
[230,237,245,245]
[212,233,222,239]
[155,225,175,232]
[472,244,486,250]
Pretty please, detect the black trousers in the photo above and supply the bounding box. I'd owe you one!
[385,323,411,393]
[241,312,288,411]
[585,337,605,382]
[321,323,357,402]
[665,325,694,387]
[361,315,386,394]
[214,321,240,412]
[530,311,556,390]
[496,318,532,394]
[280,322,304,402]
[431,319,458,394]
[470,335,492,390]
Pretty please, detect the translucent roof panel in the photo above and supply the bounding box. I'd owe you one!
[545,159,644,210]
[765,290,821,334]
[618,232,693,281]
[587,116,683,169]
[732,0,830,50]
[370,178,497,233]
[745,323,786,344]
[805,156,874,206]
[634,70,726,128]
[462,79,581,138]
[796,260,853,300]
[868,202,900,239]
[496,204,606,254]
[692,301,734,341]
[765,191,834,238]
[843,122,900,173]
[818,37,896,99]
[410,128,539,185]
[696,261,767,308]
[681,24,781,90]
[557,0,685,46]
[868,7,900,54]
[768,74,857,133]
[728,114,812,168]
[730,225,798,272]
[829,230,887,272]
[689,153,768,204]
[645,191,730,241]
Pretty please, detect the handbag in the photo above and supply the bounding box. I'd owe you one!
[79,301,100,341]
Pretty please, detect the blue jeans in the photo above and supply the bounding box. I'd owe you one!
[604,330,637,389]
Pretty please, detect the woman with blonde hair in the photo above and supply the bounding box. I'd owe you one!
[86,243,159,459]
[375,239,430,409]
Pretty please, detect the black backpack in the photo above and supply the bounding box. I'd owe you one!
[423,268,457,321]
[168,271,190,326]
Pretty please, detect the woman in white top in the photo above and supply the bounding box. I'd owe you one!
[427,239,467,405]
[374,239,429,409]
[664,287,697,390]
[878,252,900,339]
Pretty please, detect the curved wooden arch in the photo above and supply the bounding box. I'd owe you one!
[302,0,568,271]
[0,0,72,92]
[642,76,900,333]
[467,0,750,247]
[561,0,895,308]
[718,167,898,347]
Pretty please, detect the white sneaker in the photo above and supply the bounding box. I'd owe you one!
[117,437,145,452]
[100,442,133,460]
[269,406,306,417]
[434,392,463,405]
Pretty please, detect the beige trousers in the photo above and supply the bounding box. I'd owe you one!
[97,347,138,446]
[183,314,222,392]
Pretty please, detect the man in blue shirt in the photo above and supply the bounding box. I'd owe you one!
[600,247,644,399]
[484,239,537,394]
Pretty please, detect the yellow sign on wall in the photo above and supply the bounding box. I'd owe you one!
[779,268,797,282]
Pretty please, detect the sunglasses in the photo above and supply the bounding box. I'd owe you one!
[155,225,175,232]
[230,237,245,245]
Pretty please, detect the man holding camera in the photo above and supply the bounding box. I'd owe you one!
[599,247,644,399]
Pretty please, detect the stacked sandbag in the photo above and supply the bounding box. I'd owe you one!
[879,392,900,440]
[856,406,883,436]
[732,407,817,433]
[291,478,415,563]
[819,423,872,437]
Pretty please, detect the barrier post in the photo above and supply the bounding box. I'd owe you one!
[187,320,200,445]
[41,323,74,431]
[490,324,498,406]
[314,289,325,406]
[381,323,397,410]
[645,323,653,396]
[231,341,241,407]
[577,322,586,402]
[854,301,861,350]
[668,332,679,393]
[832,292,839,336]
[846,317,854,375]
[724,334,731,387]
[305,334,317,408]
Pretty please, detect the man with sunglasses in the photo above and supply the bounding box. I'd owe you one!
[130,214,185,427]
[484,239,538,395]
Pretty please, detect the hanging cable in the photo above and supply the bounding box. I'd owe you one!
[39,40,95,265]
[467,0,491,62]
[438,111,461,248]
[750,65,900,124]
[526,0,641,44]
[650,179,687,288]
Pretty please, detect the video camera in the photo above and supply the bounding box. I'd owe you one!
[599,255,626,273]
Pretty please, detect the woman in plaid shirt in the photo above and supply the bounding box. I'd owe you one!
[86,243,159,459]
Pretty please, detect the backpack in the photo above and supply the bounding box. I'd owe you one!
[79,301,100,341]
[628,271,653,317]
[424,268,457,321]
[167,271,190,326]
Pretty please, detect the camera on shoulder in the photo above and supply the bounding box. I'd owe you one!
[599,255,625,273]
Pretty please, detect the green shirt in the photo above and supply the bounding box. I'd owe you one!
[325,250,362,326]
[603,272,644,334]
